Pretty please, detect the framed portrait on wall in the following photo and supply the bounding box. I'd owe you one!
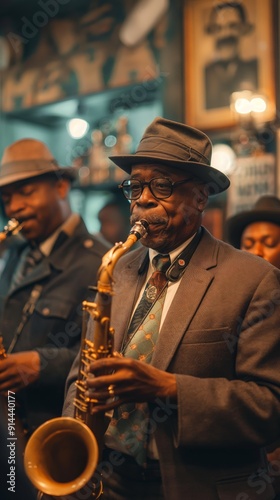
[184,0,275,130]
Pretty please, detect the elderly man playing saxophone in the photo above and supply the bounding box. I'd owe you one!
[62,117,280,500]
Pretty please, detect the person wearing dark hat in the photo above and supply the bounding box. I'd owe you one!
[226,195,280,499]
[225,195,280,269]
[204,2,258,109]
[63,117,280,500]
[0,138,109,438]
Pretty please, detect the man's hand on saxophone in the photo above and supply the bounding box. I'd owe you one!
[84,356,177,413]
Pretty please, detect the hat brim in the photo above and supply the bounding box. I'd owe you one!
[225,210,280,248]
[0,166,76,188]
[110,155,230,195]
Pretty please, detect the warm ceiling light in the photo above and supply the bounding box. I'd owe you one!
[67,118,89,139]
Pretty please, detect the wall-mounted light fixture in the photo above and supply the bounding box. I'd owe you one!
[230,90,269,156]
[230,90,267,118]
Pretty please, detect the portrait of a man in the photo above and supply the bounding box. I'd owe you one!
[204,1,259,110]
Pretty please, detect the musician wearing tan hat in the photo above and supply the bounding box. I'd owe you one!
[0,138,109,437]
[63,117,280,500]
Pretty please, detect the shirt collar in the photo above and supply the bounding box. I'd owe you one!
[39,213,80,256]
[148,232,197,267]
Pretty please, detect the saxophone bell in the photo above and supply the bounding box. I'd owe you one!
[24,417,99,497]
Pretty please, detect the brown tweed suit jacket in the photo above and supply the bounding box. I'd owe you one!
[64,227,280,499]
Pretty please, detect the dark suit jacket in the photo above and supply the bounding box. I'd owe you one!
[0,217,109,433]
[64,228,280,499]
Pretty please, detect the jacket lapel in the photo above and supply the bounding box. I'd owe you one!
[7,258,52,295]
[7,227,75,296]
[112,248,148,352]
[112,228,219,363]
[152,229,219,370]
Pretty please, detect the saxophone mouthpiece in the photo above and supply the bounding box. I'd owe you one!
[130,219,149,240]
[139,219,149,231]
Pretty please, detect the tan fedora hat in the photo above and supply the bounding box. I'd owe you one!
[109,117,230,195]
[0,138,76,187]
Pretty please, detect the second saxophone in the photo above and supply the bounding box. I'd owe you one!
[0,218,22,242]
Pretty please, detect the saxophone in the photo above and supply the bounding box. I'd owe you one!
[0,337,27,441]
[23,219,149,499]
[0,219,26,443]
[0,218,22,242]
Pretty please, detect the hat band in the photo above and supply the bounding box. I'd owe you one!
[136,136,210,165]
[0,159,59,178]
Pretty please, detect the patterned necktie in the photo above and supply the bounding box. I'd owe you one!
[106,254,171,465]
[124,253,171,360]
[10,245,43,291]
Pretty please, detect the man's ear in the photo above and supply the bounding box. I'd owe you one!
[56,178,71,199]
[196,184,209,212]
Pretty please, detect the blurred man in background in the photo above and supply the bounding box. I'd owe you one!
[226,194,280,498]
[225,195,280,268]
[0,138,108,440]
[96,194,131,246]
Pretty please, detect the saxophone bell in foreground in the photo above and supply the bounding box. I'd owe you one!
[23,219,149,499]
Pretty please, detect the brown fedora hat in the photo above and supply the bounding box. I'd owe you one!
[109,117,230,195]
[0,138,76,188]
[225,195,280,248]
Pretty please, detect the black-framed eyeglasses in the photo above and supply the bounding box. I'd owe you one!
[118,177,193,200]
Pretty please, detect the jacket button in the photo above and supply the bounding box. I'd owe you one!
[42,307,50,316]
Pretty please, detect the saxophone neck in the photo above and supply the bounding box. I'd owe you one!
[97,219,149,293]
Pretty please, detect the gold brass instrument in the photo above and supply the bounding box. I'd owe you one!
[23,219,149,498]
[0,336,6,359]
[0,220,25,441]
[0,218,22,242]
[0,336,28,446]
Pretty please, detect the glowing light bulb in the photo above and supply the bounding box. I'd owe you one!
[67,118,89,139]
[234,98,251,115]
[251,97,267,113]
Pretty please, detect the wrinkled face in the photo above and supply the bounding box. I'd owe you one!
[128,164,208,253]
[241,221,280,269]
[0,177,70,243]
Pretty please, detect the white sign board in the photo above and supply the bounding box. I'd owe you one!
[227,154,276,217]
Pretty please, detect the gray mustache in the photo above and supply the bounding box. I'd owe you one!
[130,214,168,226]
